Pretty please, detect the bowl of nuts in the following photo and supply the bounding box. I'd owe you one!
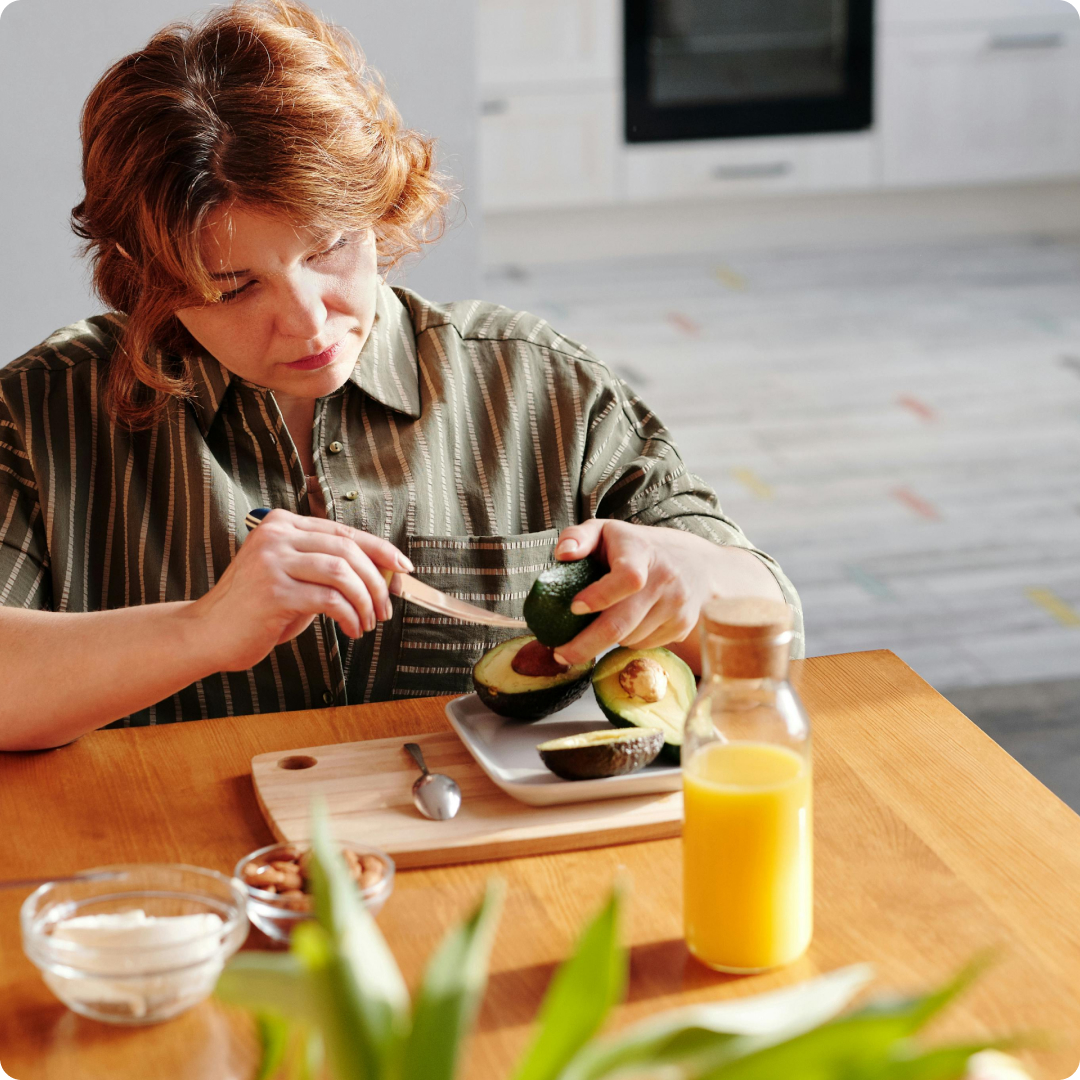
[234,841,394,942]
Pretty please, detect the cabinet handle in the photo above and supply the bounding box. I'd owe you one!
[712,162,793,181]
[988,32,1065,51]
[480,99,509,117]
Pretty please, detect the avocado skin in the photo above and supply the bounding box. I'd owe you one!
[475,673,591,722]
[598,701,682,765]
[538,729,664,780]
[523,556,606,647]
[473,636,594,721]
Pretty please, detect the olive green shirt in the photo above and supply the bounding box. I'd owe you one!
[0,282,803,725]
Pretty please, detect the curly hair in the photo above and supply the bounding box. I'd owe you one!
[71,0,452,428]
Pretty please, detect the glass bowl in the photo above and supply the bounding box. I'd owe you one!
[21,864,248,1025]
[235,841,395,943]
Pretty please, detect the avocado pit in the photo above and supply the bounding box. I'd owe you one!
[618,657,668,703]
[511,639,570,678]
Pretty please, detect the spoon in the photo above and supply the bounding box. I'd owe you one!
[404,743,462,821]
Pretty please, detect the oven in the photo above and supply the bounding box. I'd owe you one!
[625,0,874,143]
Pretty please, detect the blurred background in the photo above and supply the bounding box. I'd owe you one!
[1,0,1078,801]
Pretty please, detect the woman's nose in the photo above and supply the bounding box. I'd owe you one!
[274,276,328,340]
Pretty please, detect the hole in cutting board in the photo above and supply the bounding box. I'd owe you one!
[278,755,318,770]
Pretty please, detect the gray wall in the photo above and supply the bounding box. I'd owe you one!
[0,0,479,363]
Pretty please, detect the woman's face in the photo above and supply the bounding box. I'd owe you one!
[175,205,379,400]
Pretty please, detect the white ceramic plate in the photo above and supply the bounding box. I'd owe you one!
[444,693,681,806]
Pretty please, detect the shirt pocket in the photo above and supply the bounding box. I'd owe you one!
[392,529,560,698]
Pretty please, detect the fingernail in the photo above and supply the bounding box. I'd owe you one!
[553,651,570,666]
[556,539,578,557]
[364,616,376,634]
[381,602,393,621]
[400,556,415,573]
[570,600,590,615]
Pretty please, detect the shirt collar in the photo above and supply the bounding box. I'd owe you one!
[186,279,421,437]
[347,280,421,419]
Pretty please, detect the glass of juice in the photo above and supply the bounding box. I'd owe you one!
[682,597,812,973]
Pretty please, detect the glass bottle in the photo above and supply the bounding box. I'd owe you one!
[681,597,812,973]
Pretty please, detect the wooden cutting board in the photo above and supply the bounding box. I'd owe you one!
[252,730,683,868]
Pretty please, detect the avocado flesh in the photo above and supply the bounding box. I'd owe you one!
[523,556,605,647]
[537,727,664,781]
[592,647,696,764]
[473,636,593,721]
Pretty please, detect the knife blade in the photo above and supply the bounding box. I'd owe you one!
[381,569,528,629]
[243,508,528,630]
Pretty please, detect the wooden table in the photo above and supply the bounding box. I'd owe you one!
[2,651,1079,1080]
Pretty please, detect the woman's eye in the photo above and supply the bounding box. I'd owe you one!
[312,236,349,260]
[217,280,254,304]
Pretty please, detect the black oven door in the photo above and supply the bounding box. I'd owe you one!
[625,0,873,143]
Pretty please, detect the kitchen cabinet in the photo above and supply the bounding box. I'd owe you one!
[477,0,618,87]
[479,88,620,210]
[624,132,878,201]
[880,15,1080,186]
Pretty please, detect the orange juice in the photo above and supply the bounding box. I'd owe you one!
[683,740,812,972]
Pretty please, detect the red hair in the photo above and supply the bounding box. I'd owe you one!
[71,0,451,428]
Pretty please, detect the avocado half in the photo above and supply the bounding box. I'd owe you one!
[592,647,696,764]
[473,636,594,721]
[537,727,664,781]
[522,557,606,648]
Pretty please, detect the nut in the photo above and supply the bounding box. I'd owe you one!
[243,846,385,900]
[618,657,668,703]
[278,890,311,912]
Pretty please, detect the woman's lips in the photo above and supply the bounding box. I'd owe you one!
[286,340,343,371]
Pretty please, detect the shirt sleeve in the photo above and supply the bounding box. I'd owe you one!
[580,373,804,658]
[0,387,52,610]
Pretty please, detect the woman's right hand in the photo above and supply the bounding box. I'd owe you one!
[189,509,413,671]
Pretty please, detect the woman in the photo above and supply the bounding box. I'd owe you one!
[0,0,802,750]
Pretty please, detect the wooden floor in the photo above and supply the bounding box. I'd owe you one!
[482,235,1080,694]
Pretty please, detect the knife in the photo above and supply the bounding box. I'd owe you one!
[244,508,528,630]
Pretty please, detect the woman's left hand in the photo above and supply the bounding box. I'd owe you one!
[549,518,784,672]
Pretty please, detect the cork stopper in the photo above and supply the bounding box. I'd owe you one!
[701,597,793,679]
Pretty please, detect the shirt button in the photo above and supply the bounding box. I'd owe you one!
[321,690,334,705]
[343,490,359,501]
[328,441,343,454]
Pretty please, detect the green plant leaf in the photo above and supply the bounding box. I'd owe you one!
[215,952,315,1023]
[512,886,627,1080]
[860,1042,1016,1080]
[559,965,874,1080]
[296,1027,326,1080]
[289,918,386,1080]
[400,879,505,1080]
[255,1012,292,1080]
[696,963,994,1080]
[305,801,411,1077]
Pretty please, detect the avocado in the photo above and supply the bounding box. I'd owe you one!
[522,556,605,648]
[473,636,594,721]
[592,647,696,764]
[537,727,665,781]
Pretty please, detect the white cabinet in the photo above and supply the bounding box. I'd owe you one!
[479,89,620,210]
[880,17,1080,186]
[624,133,879,201]
[477,0,620,209]
[477,0,618,87]
[878,0,1073,28]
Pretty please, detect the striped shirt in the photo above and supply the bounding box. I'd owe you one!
[0,281,804,725]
